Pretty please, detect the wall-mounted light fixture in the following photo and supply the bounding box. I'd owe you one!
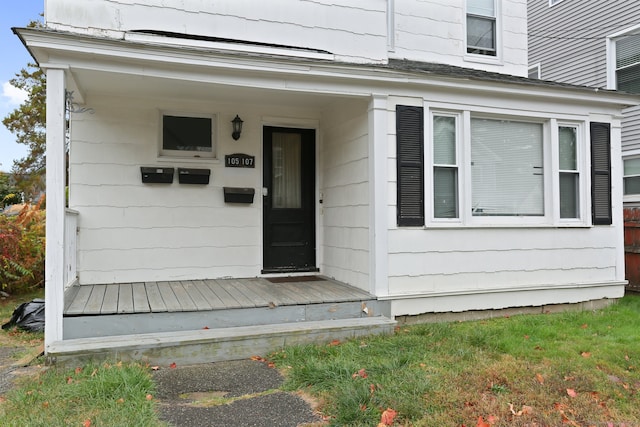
[231,115,244,140]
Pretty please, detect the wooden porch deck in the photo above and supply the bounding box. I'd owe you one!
[64,276,374,316]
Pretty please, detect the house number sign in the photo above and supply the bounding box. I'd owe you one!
[225,153,255,168]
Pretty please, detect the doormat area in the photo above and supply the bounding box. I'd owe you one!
[266,276,324,283]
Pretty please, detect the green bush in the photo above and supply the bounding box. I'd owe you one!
[0,201,45,294]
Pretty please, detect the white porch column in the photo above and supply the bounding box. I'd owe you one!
[44,67,67,350]
[368,95,389,297]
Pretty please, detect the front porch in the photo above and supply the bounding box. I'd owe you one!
[49,277,395,365]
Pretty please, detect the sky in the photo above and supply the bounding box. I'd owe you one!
[0,1,43,172]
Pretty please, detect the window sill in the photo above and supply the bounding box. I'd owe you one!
[156,156,220,165]
[464,54,502,66]
[419,222,591,229]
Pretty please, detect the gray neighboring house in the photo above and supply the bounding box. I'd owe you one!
[528,0,640,206]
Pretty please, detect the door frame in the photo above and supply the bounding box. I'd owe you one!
[261,122,320,274]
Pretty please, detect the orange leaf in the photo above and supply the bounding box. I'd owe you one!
[476,416,491,427]
[328,339,341,347]
[380,408,397,426]
[116,398,125,404]
[75,367,83,375]
[169,362,177,369]
[521,405,533,415]
[66,377,73,384]
[536,373,544,384]
[567,388,577,398]
[202,326,210,329]
[352,368,368,379]
[581,324,588,329]
[83,420,92,427]
[581,352,591,358]
[146,394,153,400]
[42,401,49,408]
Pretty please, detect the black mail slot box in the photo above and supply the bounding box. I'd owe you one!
[141,167,174,183]
[178,168,210,185]
[224,187,255,204]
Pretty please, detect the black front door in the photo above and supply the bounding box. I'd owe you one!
[263,126,316,272]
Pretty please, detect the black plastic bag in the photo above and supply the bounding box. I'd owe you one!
[2,298,45,332]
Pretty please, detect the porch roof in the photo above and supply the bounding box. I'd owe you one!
[14,27,640,109]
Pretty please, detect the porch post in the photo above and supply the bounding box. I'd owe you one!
[368,95,389,297]
[44,67,67,349]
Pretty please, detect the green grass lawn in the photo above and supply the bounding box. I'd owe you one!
[271,294,640,426]
[1,294,638,426]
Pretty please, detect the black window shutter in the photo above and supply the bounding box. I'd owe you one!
[590,122,612,225]
[396,105,424,226]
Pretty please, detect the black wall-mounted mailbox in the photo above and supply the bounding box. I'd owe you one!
[223,187,255,204]
[141,167,174,183]
[178,168,210,185]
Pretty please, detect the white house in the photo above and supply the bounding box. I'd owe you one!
[15,0,639,363]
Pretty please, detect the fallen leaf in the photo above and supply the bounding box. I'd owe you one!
[380,408,397,426]
[66,377,73,384]
[625,355,630,361]
[359,404,367,411]
[83,420,91,427]
[75,367,83,375]
[116,398,125,404]
[476,416,491,427]
[42,401,49,408]
[352,368,368,379]
[328,339,341,347]
[146,394,153,400]
[250,355,265,362]
[581,324,588,329]
[524,335,530,340]
[521,405,533,415]
[370,383,376,394]
[536,373,544,384]
[202,326,209,329]
[581,352,591,358]
[169,362,177,369]
[487,414,498,424]
[567,388,577,398]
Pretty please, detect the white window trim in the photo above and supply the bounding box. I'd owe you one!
[158,111,218,160]
[623,154,640,202]
[427,111,463,225]
[549,0,565,6]
[554,120,588,223]
[528,63,541,79]
[464,0,501,63]
[425,110,589,228]
[606,23,640,90]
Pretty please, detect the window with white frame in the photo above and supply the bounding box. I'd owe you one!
[528,64,541,79]
[466,0,497,56]
[615,33,640,94]
[422,111,592,226]
[624,157,640,195]
[433,115,459,218]
[559,125,580,218]
[471,118,544,216]
[161,113,216,158]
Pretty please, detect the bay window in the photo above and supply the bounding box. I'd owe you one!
[422,109,594,227]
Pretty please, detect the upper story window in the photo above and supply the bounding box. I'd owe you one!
[466,0,496,57]
[528,64,541,79]
[161,113,216,159]
[615,34,640,94]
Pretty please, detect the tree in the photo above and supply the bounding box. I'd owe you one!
[2,21,46,201]
[0,171,21,208]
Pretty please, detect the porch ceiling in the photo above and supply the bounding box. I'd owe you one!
[69,67,354,109]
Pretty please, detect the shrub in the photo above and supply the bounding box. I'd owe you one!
[0,201,45,294]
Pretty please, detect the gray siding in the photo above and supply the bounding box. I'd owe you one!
[528,0,640,159]
[528,0,640,87]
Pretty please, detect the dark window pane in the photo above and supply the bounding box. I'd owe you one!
[163,115,212,152]
[467,15,496,56]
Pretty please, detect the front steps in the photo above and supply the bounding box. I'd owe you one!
[48,317,397,366]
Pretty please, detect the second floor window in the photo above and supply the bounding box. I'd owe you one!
[467,0,496,56]
[616,34,640,94]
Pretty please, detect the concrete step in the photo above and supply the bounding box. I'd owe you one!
[63,299,390,339]
[48,316,397,366]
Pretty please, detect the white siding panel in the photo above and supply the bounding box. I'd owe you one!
[46,0,388,63]
[320,100,370,290]
[623,105,640,153]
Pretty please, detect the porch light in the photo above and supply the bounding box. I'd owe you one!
[231,115,244,140]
